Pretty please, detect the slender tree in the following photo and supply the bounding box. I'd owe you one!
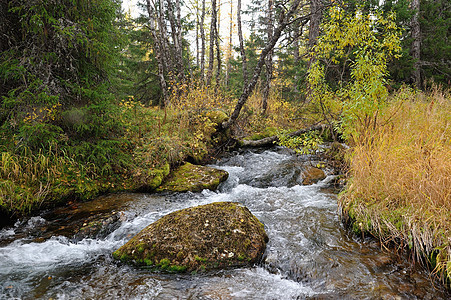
[145,0,168,105]
[176,0,184,81]
[293,19,301,93]
[196,0,200,67]
[215,0,222,86]
[261,0,274,113]
[237,0,248,86]
[200,0,206,81]
[206,0,217,85]
[308,0,323,68]
[226,0,234,87]
[167,0,184,82]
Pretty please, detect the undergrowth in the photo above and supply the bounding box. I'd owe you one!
[0,82,234,220]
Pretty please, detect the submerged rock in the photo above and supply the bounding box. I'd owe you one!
[112,202,268,272]
[156,162,228,193]
[73,212,123,241]
[301,166,326,185]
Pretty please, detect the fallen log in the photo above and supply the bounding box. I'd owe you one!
[240,124,327,147]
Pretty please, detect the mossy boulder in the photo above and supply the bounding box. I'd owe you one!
[301,166,326,185]
[156,162,228,192]
[112,202,268,273]
[205,110,229,125]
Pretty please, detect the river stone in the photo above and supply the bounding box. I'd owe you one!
[112,201,268,272]
[301,166,326,185]
[156,162,228,193]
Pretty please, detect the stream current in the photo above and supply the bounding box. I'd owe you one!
[0,148,449,299]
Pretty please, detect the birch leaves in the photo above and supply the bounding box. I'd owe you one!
[308,5,402,141]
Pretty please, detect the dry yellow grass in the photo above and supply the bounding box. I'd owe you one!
[340,86,451,283]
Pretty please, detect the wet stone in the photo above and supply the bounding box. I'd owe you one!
[73,212,122,241]
[302,166,326,185]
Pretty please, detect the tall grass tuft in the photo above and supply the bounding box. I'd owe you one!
[340,86,451,283]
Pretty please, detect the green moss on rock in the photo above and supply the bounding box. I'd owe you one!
[156,162,228,193]
[205,110,228,125]
[112,202,268,273]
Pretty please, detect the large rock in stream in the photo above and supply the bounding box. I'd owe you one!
[156,162,229,193]
[112,202,268,272]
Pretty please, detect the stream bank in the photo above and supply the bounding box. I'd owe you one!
[0,147,449,299]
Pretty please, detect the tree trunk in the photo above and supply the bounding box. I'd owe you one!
[237,0,248,87]
[293,19,301,93]
[167,0,184,82]
[145,0,168,106]
[215,0,221,87]
[158,0,174,81]
[411,0,421,87]
[200,0,206,81]
[206,0,217,86]
[307,0,322,64]
[226,0,233,87]
[196,1,200,68]
[176,0,184,82]
[261,0,274,114]
[221,0,306,129]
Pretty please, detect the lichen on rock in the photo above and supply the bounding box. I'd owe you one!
[156,162,228,193]
[112,202,268,273]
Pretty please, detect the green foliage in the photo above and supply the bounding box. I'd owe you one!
[277,131,322,155]
[308,5,402,142]
[112,12,161,104]
[419,0,450,86]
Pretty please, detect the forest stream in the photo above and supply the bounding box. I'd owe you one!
[0,148,449,299]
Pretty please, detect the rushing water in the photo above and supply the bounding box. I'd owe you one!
[0,148,449,299]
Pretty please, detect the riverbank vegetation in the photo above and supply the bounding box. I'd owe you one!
[340,87,451,284]
[1,0,450,288]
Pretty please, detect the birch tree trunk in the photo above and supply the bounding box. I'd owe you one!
[206,0,217,86]
[200,0,206,81]
[226,0,233,87]
[176,0,184,82]
[237,0,248,87]
[167,0,183,83]
[196,2,200,67]
[215,0,221,88]
[293,19,302,93]
[261,0,274,114]
[157,0,175,80]
[145,0,168,106]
